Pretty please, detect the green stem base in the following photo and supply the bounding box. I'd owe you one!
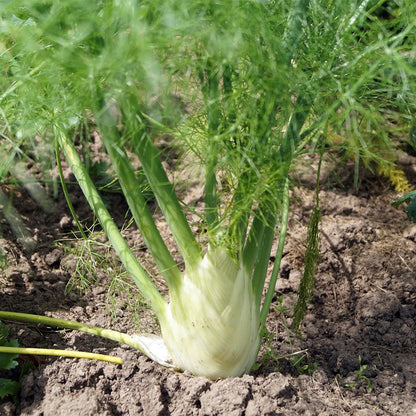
[0,311,146,354]
[0,346,122,364]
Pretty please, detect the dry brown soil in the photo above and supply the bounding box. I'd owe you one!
[1,151,416,415]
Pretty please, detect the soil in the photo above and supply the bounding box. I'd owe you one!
[1,148,416,416]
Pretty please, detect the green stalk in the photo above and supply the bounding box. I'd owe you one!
[251,211,279,309]
[205,139,219,232]
[280,91,315,162]
[130,123,202,271]
[0,311,150,353]
[242,215,265,274]
[0,346,122,364]
[244,0,313,321]
[227,171,256,252]
[95,107,183,294]
[202,65,221,231]
[260,177,290,327]
[242,0,311,276]
[57,129,166,319]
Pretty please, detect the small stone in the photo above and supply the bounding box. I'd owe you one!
[59,214,72,230]
[403,225,416,241]
[45,248,62,267]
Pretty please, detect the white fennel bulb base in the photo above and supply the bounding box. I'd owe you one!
[160,247,260,379]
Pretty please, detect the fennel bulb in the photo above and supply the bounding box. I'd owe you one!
[160,247,260,379]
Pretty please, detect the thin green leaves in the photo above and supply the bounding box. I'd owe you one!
[282,0,310,63]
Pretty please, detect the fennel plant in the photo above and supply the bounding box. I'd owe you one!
[0,0,415,379]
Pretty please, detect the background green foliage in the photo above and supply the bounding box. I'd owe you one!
[2,0,415,185]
